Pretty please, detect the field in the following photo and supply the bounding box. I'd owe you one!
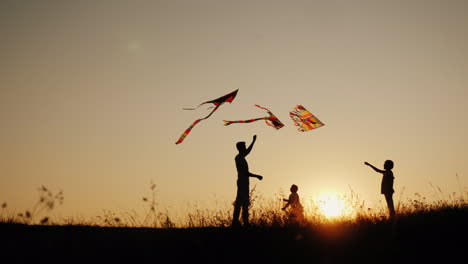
[1,189,467,264]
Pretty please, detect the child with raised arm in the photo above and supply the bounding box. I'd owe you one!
[364,160,396,220]
[282,184,304,224]
[232,135,263,227]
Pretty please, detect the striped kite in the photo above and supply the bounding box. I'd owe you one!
[176,89,239,144]
[289,105,324,132]
[223,105,284,130]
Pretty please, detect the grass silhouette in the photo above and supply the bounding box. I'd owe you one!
[1,185,63,225]
[1,183,467,263]
[1,182,467,227]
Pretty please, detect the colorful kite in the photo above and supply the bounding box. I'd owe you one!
[289,105,324,132]
[175,89,239,144]
[223,105,284,129]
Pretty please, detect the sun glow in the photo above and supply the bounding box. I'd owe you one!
[317,193,346,218]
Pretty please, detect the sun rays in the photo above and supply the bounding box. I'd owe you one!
[317,192,347,218]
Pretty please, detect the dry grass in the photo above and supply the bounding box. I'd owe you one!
[2,182,467,229]
[1,185,63,225]
[2,182,466,264]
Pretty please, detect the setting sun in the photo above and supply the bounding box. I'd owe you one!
[317,193,346,218]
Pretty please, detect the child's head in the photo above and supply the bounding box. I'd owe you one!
[290,184,298,193]
[384,160,394,170]
[236,142,246,153]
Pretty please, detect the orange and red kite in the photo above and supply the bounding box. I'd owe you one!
[175,89,239,144]
[223,105,284,130]
[289,105,324,132]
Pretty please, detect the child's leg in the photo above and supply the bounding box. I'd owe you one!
[384,193,396,218]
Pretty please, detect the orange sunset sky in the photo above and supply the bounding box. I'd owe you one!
[1,0,467,220]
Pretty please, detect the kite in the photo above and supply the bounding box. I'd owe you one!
[223,105,284,129]
[289,105,324,132]
[175,89,239,144]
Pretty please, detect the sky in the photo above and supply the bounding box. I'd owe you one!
[1,0,467,221]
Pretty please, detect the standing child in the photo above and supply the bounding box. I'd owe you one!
[364,160,396,219]
[282,184,304,224]
[232,135,263,227]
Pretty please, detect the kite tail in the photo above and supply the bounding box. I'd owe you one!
[254,104,269,111]
[182,102,209,111]
[183,105,215,111]
[175,104,222,144]
[223,117,268,126]
[224,104,284,130]
[254,104,275,115]
[175,119,202,144]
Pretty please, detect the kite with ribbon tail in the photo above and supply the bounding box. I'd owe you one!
[175,89,239,144]
[223,105,284,129]
[289,105,324,132]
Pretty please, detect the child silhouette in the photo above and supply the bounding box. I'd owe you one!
[232,135,263,227]
[365,160,396,220]
[282,184,304,224]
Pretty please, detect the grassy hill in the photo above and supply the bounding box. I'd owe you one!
[2,206,467,264]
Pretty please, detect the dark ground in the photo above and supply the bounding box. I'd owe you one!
[1,209,467,264]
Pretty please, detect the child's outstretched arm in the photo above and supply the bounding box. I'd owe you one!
[364,162,384,173]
